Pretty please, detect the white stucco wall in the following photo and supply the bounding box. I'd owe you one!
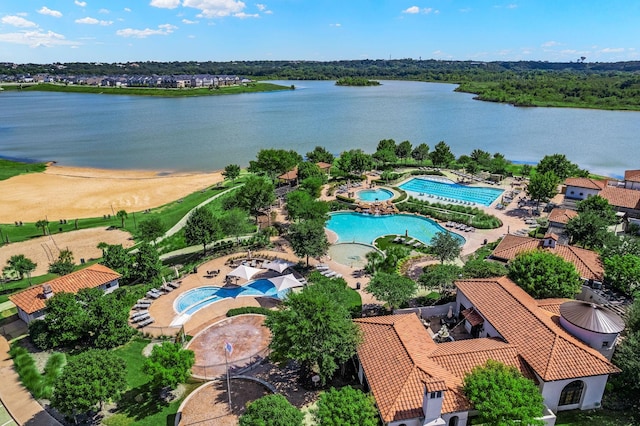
[540,375,609,412]
[442,412,469,426]
[559,317,619,360]
[388,417,423,426]
[565,185,600,200]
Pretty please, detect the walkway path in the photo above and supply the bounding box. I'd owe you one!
[0,328,62,426]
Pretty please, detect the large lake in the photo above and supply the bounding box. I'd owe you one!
[1,80,638,177]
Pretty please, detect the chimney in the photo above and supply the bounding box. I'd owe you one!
[42,284,54,299]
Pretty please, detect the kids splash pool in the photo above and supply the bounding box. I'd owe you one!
[356,188,394,202]
[400,176,503,206]
[326,212,464,246]
[174,279,288,316]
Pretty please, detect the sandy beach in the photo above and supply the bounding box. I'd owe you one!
[0,164,224,223]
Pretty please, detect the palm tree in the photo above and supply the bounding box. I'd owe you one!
[365,250,384,275]
[117,210,128,228]
[97,241,109,257]
[35,219,49,236]
[4,254,37,284]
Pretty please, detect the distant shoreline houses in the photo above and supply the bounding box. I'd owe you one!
[0,73,251,88]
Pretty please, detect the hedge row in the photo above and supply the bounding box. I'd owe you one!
[399,200,502,229]
[226,306,273,317]
[9,345,66,399]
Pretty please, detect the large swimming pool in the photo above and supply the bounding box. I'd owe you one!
[174,279,288,316]
[399,177,503,206]
[356,188,394,202]
[326,212,464,245]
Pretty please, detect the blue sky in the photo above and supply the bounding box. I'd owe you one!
[1,1,638,64]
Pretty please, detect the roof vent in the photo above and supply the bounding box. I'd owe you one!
[42,284,54,299]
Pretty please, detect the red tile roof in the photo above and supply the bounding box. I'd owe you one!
[492,234,604,281]
[564,177,606,190]
[354,314,533,422]
[461,308,483,327]
[598,186,640,210]
[624,169,640,183]
[9,264,120,314]
[548,208,578,225]
[455,277,619,382]
[277,166,298,181]
[316,161,332,170]
[536,298,574,315]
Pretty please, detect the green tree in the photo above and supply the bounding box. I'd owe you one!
[526,170,559,210]
[312,386,378,426]
[419,263,463,294]
[116,209,128,228]
[51,350,126,422]
[520,164,532,177]
[626,297,640,334]
[184,207,221,255]
[462,258,508,278]
[286,190,329,222]
[536,153,583,180]
[287,219,329,266]
[35,219,49,236]
[577,195,617,224]
[220,207,253,244]
[373,149,397,165]
[565,211,610,249]
[366,272,417,310]
[376,138,396,153]
[507,250,582,298]
[611,331,640,410]
[300,175,325,198]
[3,254,36,282]
[235,175,276,223]
[395,140,413,162]
[239,394,303,426]
[101,244,132,283]
[248,149,302,180]
[264,282,361,385]
[132,241,162,282]
[463,360,545,426]
[490,152,510,175]
[470,149,492,168]
[297,161,324,181]
[431,231,462,264]
[604,254,640,295]
[336,149,373,176]
[429,141,455,167]
[306,146,335,165]
[381,245,410,273]
[222,163,241,182]
[48,248,75,276]
[138,216,166,244]
[143,342,195,389]
[364,250,384,275]
[83,289,134,349]
[411,143,430,162]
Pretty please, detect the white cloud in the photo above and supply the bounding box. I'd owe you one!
[402,6,438,14]
[16,12,28,17]
[116,23,177,38]
[150,0,180,9]
[124,8,132,12]
[234,12,258,18]
[74,0,87,6]
[329,23,341,27]
[507,3,518,9]
[403,6,420,14]
[601,47,624,53]
[1,15,38,27]
[459,7,472,13]
[99,8,110,14]
[182,18,199,24]
[541,41,560,47]
[38,7,63,18]
[75,17,113,25]
[256,3,272,14]
[183,0,246,18]
[0,29,76,47]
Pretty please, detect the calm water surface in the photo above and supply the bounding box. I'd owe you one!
[1,80,638,177]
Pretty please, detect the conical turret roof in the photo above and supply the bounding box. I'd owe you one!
[560,301,625,334]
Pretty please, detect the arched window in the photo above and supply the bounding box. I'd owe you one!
[559,380,584,406]
[448,416,459,426]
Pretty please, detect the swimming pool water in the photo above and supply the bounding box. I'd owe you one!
[399,177,503,206]
[326,212,464,245]
[357,188,394,202]
[175,279,288,316]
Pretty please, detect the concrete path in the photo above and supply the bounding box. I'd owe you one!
[0,330,62,426]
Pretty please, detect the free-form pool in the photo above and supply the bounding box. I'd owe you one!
[174,279,288,316]
[326,212,464,245]
[356,188,394,202]
[399,177,503,206]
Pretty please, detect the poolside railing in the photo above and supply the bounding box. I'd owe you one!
[191,346,271,380]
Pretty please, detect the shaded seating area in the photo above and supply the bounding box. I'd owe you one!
[355,200,399,215]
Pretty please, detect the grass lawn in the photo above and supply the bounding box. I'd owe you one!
[555,408,637,426]
[108,337,200,426]
[0,159,46,181]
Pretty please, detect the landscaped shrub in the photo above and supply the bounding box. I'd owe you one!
[226,306,273,317]
[391,187,408,203]
[9,344,65,399]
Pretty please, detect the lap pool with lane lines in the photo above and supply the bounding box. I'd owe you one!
[399,176,503,206]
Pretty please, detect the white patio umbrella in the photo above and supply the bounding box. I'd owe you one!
[267,274,303,292]
[227,264,263,281]
[264,259,295,274]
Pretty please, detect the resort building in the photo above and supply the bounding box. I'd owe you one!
[9,264,121,324]
[547,208,579,244]
[491,234,604,282]
[563,178,606,201]
[355,277,620,426]
[562,171,640,219]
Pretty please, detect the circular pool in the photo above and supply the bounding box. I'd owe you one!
[356,188,394,202]
[328,243,375,267]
